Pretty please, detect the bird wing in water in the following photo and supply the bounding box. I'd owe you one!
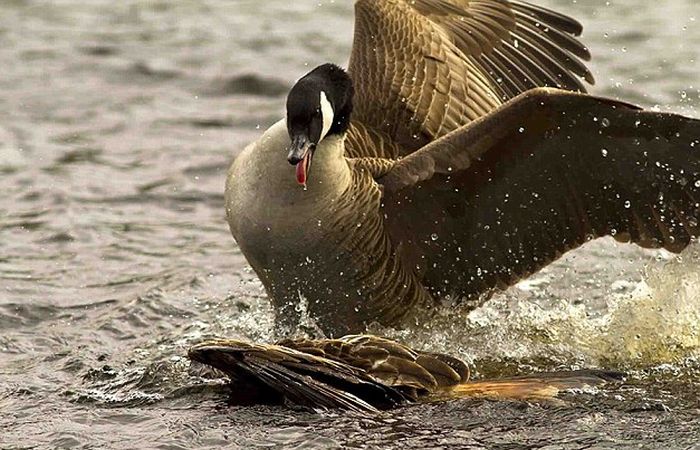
[348,0,593,151]
[379,88,700,301]
[188,339,410,413]
[189,337,623,411]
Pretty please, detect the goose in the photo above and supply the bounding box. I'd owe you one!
[226,0,700,337]
[189,335,623,412]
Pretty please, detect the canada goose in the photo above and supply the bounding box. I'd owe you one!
[189,335,623,412]
[226,0,700,336]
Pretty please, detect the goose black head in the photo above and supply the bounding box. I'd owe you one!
[286,63,354,186]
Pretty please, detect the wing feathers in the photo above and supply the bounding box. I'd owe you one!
[510,0,584,36]
[349,0,594,153]
[513,18,591,61]
[380,88,700,301]
[189,339,623,410]
[188,341,409,412]
[512,22,594,82]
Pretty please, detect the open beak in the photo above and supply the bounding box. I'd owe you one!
[287,135,315,187]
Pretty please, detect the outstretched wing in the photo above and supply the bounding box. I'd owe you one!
[349,0,593,151]
[380,88,700,301]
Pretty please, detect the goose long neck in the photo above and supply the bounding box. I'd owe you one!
[304,133,352,200]
[247,120,352,217]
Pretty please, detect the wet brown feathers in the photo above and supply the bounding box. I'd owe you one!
[342,1,699,331]
[189,335,623,413]
[340,0,700,329]
[347,0,593,154]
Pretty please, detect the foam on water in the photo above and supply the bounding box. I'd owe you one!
[366,244,700,374]
[597,247,700,367]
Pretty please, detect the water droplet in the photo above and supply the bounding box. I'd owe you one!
[431,233,439,241]
[601,149,608,157]
[624,200,631,209]
[601,118,610,127]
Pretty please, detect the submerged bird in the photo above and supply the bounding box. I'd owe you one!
[226,0,700,336]
[189,335,623,413]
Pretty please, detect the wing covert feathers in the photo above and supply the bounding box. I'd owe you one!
[349,0,594,150]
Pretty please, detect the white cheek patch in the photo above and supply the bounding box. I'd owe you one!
[319,91,334,141]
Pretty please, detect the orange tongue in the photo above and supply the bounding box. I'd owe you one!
[295,152,309,186]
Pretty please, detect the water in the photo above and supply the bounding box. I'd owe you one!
[1,0,699,448]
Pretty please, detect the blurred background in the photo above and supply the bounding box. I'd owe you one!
[1,1,699,448]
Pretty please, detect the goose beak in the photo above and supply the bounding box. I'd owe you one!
[288,135,315,187]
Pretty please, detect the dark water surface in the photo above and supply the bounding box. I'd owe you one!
[1,1,700,448]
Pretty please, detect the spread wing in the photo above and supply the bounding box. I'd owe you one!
[379,88,700,301]
[349,0,593,152]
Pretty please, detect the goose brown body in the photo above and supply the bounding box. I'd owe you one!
[226,0,700,336]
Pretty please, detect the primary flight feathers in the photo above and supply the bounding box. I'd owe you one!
[348,0,593,149]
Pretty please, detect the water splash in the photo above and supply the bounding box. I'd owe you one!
[596,247,700,367]
[370,245,700,373]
